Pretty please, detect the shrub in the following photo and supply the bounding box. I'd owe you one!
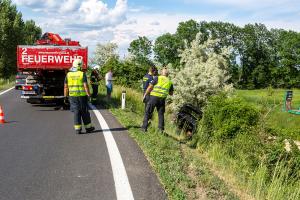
[170,33,232,111]
[197,94,260,145]
[100,58,148,90]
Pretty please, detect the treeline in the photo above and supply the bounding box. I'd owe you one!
[98,20,300,89]
[154,20,300,89]
[0,0,41,79]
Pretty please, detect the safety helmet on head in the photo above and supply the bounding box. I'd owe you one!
[93,65,100,70]
[70,59,83,71]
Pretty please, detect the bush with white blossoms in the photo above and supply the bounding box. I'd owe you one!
[170,33,233,111]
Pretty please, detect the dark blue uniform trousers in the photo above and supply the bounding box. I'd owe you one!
[142,95,166,131]
[69,96,92,130]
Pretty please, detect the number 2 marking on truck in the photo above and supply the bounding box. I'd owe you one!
[22,48,27,55]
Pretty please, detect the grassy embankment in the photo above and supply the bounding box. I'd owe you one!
[96,85,300,200]
[0,77,14,91]
[96,84,238,200]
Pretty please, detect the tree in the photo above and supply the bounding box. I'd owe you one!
[176,19,200,46]
[199,21,243,86]
[239,23,276,88]
[23,20,42,45]
[99,56,147,89]
[0,0,23,77]
[153,33,181,67]
[0,0,41,78]
[272,30,300,88]
[170,33,232,110]
[128,36,153,67]
[92,42,119,67]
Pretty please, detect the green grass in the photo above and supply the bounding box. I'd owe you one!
[94,85,300,200]
[95,84,238,200]
[236,89,300,140]
[0,77,14,91]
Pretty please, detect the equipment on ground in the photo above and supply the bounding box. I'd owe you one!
[17,32,88,106]
[175,104,202,138]
[283,90,300,115]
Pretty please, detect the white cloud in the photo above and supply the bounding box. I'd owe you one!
[13,0,300,57]
[183,0,300,19]
[14,0,128,25]
[79,0,108,24]
[60,0,80,12]
[184,0,295,8]
[105,12,231,56]
[14,0,59,8]
[150,21,160,26]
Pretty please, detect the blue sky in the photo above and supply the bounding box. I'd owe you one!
[12,0,300,56]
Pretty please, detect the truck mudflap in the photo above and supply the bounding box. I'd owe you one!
[21,95,64,99]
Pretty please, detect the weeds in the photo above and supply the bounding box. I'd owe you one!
[97,85,300,199]
[0,77,14,91]
[97,84,238,199]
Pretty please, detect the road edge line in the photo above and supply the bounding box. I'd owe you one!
[0,87,14,96]
[89,103,134,200]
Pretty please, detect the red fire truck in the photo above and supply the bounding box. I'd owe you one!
[17,33,88,105]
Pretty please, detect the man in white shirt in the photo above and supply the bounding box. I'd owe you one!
[105,69,113,98]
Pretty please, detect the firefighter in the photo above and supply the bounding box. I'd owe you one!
[64,59,95,134]
[90,65,101,104]
[141,68,174,133]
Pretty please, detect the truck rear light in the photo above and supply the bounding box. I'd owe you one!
[23,85,33,91]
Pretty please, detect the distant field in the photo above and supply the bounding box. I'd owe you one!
[236,89,300,140]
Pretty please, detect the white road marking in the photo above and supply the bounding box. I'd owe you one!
[89,103,134,200]
[0,87,134,199]
[0,87,14,96]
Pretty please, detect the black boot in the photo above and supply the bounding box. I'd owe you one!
[86,127,95,133]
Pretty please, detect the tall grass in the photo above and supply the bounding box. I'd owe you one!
[0,77,14,91]
[101,84,238,199]
[248,161,300,200]
[205,141,300,200]
[101,85,300,199]
[97,83,144,113]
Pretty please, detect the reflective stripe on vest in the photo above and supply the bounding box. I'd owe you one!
[67,71,87,97]
[150,76,172,98]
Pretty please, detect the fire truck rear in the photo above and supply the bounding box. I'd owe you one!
[17,33,88,104]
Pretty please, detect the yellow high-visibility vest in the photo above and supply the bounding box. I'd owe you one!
[150,76,172,98]
[67,71,87,97]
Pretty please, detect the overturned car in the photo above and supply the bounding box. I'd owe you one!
[175,104,202,138]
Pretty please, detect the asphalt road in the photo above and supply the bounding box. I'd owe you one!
[0,89,166,200]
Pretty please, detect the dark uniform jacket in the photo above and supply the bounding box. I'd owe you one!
[143,73,154,94]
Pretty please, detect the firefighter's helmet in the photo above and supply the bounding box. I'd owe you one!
[70,59,83,71]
